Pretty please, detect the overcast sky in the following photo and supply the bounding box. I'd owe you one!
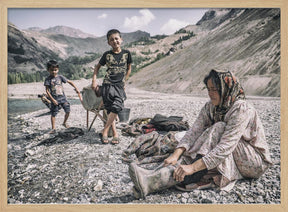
[8,8,208,36]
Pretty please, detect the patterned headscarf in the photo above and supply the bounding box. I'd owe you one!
[206,69,245,122]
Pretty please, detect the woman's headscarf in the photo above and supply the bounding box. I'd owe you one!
[205,69,245,122]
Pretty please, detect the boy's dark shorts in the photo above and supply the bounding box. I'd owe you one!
[101,83,126,114]
[51,98,70,117]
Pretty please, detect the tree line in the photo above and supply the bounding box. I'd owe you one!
[8,50,161,84]
[8,53,101,84]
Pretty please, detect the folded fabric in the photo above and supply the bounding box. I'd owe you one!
[122,131,179,164]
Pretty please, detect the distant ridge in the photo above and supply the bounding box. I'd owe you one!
[26,25,97,38]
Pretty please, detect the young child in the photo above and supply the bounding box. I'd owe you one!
[44,60,81,134]
[92,29,132,144]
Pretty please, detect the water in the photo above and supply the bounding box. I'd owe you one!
[8,98,81,115]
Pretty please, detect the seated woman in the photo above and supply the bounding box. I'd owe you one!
[129,69,272,199]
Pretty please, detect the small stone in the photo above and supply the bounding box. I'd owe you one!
[34,192,40,197]
[193,190,200,197]
[182,192,189,199]
[181,197,187,203]
[256,196,264,203]
[18,189,25,198]
[247,197,255,203]
[219,190,229,196]
[94,180,103,191]
[201,198,213,204]
[121,176,131,184]
[258,190,266,196]
[25,164,37,171]
[257,183,264,190]
[43,182,49,189]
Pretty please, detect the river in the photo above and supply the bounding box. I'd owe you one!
[8,98,81,115]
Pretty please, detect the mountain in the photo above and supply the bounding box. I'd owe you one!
[196,8,244,30]
[26,27,42,32]
[33,25,97,38]
[23,26,151,58]
[8,24,150,75]
[128,8,280,97]
[8,22,59,74]
[43,30,150,57]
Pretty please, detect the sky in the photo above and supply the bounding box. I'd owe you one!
[8,8,208,37]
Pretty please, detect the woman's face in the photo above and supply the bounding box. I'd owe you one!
[207,79,221,106]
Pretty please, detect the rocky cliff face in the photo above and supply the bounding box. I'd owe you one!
[129,8,280,97]
[196,9,244,30]
[8,23,59,74]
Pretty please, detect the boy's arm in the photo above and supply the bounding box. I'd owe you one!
[67,80,80,94]
[92,63,101,90]
[125,63,132,82]
[67,80,82,101]
[45,86,58,105]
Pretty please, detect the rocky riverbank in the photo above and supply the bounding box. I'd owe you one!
[7,86,281,204]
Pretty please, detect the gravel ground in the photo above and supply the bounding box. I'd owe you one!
[7,87,280,205]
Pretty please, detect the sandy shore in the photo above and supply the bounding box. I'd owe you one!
[7,80,280,205]
[8,78,93,99]
[8,78,280,101]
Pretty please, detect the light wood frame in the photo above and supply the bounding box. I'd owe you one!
[0,0,287,212]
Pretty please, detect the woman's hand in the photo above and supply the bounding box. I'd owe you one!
[173,158,207,182]
[173,164,195,182]
[164,154,178,166]
[164,147,185,166]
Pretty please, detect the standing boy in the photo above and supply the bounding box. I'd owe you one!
[44,60,80,134]
[92,29,132,144]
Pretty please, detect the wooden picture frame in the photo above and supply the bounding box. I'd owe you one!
[0,0,287,212]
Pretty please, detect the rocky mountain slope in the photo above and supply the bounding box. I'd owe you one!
[128,8,280,97]
[25,27,151,58]
[8,23,60,74]
[8,24,150,74]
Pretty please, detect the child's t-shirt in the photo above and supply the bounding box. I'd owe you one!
[44,75,67,101]
[99,49,132,84]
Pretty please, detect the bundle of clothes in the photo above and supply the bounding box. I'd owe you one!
[121,114,189,136]
[121,114,189,164]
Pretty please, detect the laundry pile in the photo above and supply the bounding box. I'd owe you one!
[120,114,189,137]
[121,114,189,164]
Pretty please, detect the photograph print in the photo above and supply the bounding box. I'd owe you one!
[7,8,280,205]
